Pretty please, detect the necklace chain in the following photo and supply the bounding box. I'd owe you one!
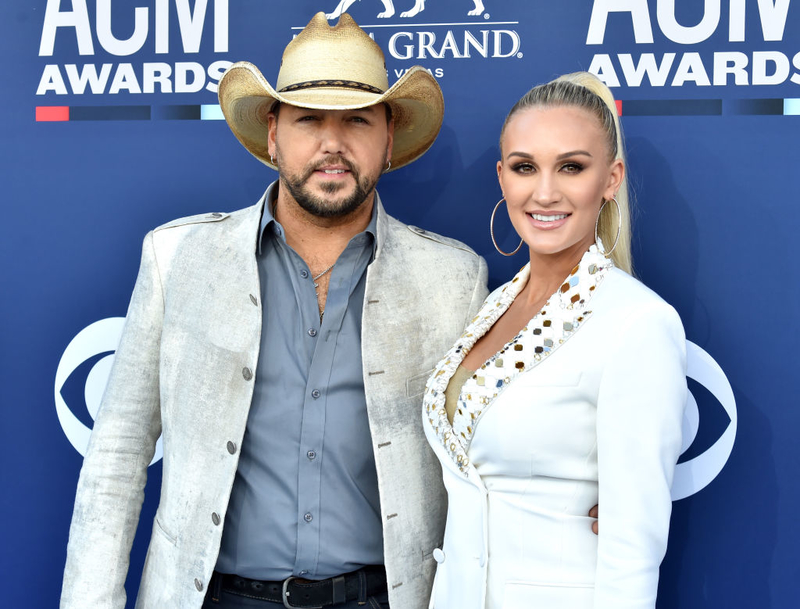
[312,263,335,323]
[312,263,335,288]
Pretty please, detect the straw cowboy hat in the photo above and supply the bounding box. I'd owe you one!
[218,12,444,172]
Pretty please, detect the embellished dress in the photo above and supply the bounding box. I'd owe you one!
[422,245,687,609]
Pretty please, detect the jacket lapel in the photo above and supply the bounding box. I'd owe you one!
[423,245,614,475]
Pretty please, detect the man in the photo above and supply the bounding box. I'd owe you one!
[61,13,488,609]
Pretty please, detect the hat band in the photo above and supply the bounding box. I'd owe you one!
[279,79,385,95]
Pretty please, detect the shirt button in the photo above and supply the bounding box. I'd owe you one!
[226,441,237,454]
[300,269,309,278]
[433,548,445,563]
[212,512,221,526]
[299,570,309,576]
[304,513,313,523]
[311,389,321,399]
[194,578,204,591]
[249,294,258,306]
[242,367,253,381]
[307,450,316,460]
[307,328,317,337]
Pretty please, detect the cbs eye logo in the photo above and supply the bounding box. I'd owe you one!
[671,341,737,501]
[54,317,163,465]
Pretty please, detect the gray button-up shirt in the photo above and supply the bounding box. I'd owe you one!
[216,184,383,580]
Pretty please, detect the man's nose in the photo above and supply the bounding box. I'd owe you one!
[319,120,346,155]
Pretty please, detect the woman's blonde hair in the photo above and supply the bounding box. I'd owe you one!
[499,72,633,274]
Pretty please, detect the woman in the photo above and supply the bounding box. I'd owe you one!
[422,72,687,609]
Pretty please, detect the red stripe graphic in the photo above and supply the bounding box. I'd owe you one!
[615,100,623,116]
[36,106,69,122]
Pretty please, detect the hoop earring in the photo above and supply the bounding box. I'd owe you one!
[594,197,621,256]
[270,153,276,165]
[384,160,392,172]
[490,198,523,256]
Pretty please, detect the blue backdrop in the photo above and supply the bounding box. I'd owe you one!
[2,1,798,607]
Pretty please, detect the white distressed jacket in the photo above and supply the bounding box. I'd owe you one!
[61,190,488,609]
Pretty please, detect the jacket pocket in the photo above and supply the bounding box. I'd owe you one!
[502,581,593,608]
[153,515,178,546]
[407,368,434,398]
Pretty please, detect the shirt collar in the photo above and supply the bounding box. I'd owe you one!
[257,180,378,255]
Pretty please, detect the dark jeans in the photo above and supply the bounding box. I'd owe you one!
[202,574,390,609]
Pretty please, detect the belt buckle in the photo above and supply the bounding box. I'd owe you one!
[282,576,323,609]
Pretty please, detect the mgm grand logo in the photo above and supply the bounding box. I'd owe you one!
[318,0,522,79]
[327,0,488,19]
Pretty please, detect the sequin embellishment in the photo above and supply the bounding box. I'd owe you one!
[421,245,613,475]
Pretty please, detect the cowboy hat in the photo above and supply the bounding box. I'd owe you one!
[218,12,444,172]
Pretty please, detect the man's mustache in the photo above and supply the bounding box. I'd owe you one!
[300,155,358,182]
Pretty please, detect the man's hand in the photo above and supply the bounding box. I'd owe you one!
[589,505,599,534]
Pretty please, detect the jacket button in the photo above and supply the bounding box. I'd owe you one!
[242,367,253,381]
[226,441,237,454]
[433,548,445,563]
[194,578,204,591]
[212,512,221,526]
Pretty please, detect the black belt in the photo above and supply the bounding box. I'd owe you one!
[210,565,387,608]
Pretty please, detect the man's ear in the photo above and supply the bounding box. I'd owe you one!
[267,112,278,159]
[385,116,395,165]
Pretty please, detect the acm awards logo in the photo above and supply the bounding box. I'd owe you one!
[37,0,232,97]
[55,319,735,498]
[585,0,799,89]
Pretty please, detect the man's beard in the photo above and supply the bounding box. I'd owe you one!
[278,154,383,219]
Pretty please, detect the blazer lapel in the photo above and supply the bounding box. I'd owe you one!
[423,245,614,475]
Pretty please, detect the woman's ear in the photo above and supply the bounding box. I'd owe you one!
[605,158,625,200]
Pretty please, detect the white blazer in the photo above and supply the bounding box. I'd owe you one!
[423,249,687,609]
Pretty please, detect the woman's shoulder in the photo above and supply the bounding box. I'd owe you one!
[588,269,687,368]
[603,267,670,304]
[597,267,683,325]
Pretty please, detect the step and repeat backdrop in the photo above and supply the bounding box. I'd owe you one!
[1,1,798,607]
